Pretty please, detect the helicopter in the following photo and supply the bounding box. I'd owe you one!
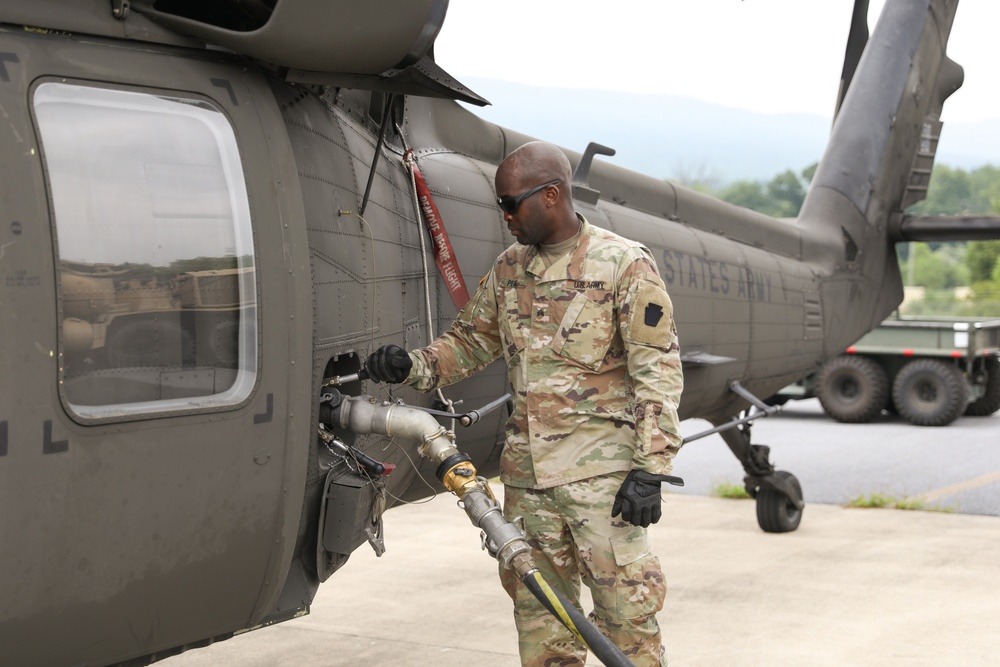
[2,0,999,665]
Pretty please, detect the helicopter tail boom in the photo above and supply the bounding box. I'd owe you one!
[799,0,964,353]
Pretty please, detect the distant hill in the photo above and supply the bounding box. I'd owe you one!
[459,78,1000,185]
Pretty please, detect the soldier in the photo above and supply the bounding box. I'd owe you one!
[364,140,683,667]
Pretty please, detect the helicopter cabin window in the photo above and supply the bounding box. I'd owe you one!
[33,82,258,420]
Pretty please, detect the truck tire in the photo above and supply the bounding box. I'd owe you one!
[965,355,1000,416]
[892,358,969,426]
[816,355,888,423]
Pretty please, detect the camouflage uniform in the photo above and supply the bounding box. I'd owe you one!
[406,216,682,666]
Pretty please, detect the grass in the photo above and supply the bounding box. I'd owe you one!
[711,481,752,500]
[844,492,954,512]
[709,484,955,512]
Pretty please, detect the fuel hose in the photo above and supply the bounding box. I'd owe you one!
[521,570,635,667]
[327,393,636,667]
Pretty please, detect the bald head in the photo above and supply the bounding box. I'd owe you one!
[498,141,573,189]
[494,142,578,245]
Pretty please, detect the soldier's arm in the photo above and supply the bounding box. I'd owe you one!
[617,253,684,475]
[406,270,504,392]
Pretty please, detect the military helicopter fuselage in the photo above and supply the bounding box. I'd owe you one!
[1,0,993,665]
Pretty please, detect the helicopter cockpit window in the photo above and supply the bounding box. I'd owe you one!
[33,82,258,420]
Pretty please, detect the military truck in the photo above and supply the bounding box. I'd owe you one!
[59,260,251,378]
[774,315,1000,426]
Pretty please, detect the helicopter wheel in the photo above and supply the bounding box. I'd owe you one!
[755,471,803,533]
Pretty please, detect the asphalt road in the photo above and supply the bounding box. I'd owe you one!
[674,397,1000,516]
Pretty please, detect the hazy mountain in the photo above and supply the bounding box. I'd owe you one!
[459,78,999,185]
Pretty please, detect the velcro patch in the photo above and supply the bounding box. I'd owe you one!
[630,281,671,347]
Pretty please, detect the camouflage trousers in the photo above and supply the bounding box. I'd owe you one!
[499,472,668,667]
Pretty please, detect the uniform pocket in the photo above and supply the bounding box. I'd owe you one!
[498,287,525,359]
[609,530,666,620]
[552,291,614,371]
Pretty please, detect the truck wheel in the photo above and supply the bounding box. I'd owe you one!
[965,355,1000,416]
[892,358,969,426]
[816,355,888,423]
[755,471,803,533]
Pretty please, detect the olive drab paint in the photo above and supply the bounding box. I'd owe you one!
[1,1,995,666]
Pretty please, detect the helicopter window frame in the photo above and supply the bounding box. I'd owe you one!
[32,80,260,422]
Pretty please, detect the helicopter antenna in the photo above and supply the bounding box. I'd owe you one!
[359,93,396,217]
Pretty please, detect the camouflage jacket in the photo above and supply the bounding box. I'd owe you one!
[406,217,683,489]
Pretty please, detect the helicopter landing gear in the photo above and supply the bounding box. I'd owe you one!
[683,382,804,533]
[718,425,804,533]
[755,470,803,532]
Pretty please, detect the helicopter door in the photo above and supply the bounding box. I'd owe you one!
[0,31,312,666]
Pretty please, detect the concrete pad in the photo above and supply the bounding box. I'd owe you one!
[163,490,1000,667]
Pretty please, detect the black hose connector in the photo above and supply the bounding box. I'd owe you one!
[318,390,343,425]
[435,451,473,482]
[521,571,635,667]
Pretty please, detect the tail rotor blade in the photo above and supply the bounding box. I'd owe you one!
[834,0,870,120]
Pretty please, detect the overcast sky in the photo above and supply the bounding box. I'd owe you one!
[435,0,999,124]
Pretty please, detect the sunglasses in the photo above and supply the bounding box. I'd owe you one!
[496,179,560,215]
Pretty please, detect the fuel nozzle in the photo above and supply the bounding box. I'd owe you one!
[433,450,533,573]
[430,433,635,665]
[318,389,394,477]
[327,393,533,572]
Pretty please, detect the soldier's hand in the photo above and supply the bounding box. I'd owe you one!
[612,470,684,527]
[364,345,413,384]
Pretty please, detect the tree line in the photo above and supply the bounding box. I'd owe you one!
[676,163,1000,317]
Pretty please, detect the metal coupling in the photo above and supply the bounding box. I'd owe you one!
[460,484,532,571]
[334,395,459,462]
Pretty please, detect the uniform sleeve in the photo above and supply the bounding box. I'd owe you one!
[617,251,684,474]
[406,270,504,392]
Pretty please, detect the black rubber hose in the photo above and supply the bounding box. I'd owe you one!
[521,570,635,667]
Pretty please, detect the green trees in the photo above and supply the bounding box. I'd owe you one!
[965,240,1000,313]
[907,164,1000,216]
[895,165,1000,316]
[714,165,813,218]
[967,241,1000,283]
[901,243,967,290]
[685,163,1000,317]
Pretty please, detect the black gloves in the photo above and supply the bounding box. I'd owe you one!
[364,344,413,383]
[612,470,684,528]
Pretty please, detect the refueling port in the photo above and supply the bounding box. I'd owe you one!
[315,387,395,581]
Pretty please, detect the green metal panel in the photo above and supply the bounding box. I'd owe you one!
[850,317,1000,360]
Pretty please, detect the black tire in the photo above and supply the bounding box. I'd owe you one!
[965,355,1000,416]
[892,358,969,426]
[756,471,803,533]
[815,355,889,423]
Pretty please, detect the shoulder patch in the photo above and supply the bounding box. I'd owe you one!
[629,280,672,347]
[644,303,664,327]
